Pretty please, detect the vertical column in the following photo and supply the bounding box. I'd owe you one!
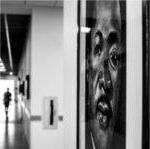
[64,0,78,149]
[126,0,142,149]
[79,0,86,149]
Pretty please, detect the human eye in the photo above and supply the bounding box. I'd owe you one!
[93,31,103,56]
[109,48,120,70]
[94,44,102,55]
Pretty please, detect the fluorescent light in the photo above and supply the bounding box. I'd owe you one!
[0,58,6,72]
[9,72,13,75]
[0,68,6,72]
[81,27,91,33]
[0,66,5,69]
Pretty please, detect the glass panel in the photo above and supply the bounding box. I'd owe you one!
[78,1,126,149]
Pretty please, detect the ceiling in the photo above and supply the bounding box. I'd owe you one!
[1,0,63,15]
[0,14,31,76]
[0,0,63,76]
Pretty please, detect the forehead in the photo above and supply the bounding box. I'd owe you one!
[94,0,121,37]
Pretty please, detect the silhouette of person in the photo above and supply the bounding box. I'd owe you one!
[3,88,12,117]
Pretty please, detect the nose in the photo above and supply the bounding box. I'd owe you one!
[98,58,111,91]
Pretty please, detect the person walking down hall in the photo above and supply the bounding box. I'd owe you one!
[3,88,12,117]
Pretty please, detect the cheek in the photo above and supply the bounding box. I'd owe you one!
[109,67,118,109]
[91,52,104,69]
[92,56,100,69]
[109,67,118,86]
[91,74,98,102]
[88,71,99,113]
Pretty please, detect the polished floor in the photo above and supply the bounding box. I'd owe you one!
[0,100,29,149]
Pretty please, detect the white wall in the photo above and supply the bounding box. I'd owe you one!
[31,7,64,149]
[63,1,78,149]
[126,0,142,149]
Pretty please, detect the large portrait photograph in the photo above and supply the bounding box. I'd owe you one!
[78,0,126,149]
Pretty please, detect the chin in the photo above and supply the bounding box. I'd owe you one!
[90,95,117,149]
[90,114,114,149]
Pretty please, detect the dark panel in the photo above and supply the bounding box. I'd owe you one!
[142,1,150,149]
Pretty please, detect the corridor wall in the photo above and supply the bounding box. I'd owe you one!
[31,7,64,149]
[18,25,31,145]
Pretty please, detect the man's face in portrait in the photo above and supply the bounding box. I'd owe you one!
[88,0,122,148]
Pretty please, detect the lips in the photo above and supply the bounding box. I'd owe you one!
[96,96,112,129]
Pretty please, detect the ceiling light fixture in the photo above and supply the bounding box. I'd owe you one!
[4,14,13,72]
[0,58,6,72]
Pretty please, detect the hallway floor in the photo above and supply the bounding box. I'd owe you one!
[0,100,29,149]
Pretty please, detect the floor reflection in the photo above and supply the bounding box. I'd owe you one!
[0,100,16,122]
[4,121,10,149]
[0,100,29,149]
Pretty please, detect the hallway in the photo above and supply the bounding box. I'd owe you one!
[0,100,29,149]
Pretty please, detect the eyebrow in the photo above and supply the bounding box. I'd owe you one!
[107,32,119,45]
